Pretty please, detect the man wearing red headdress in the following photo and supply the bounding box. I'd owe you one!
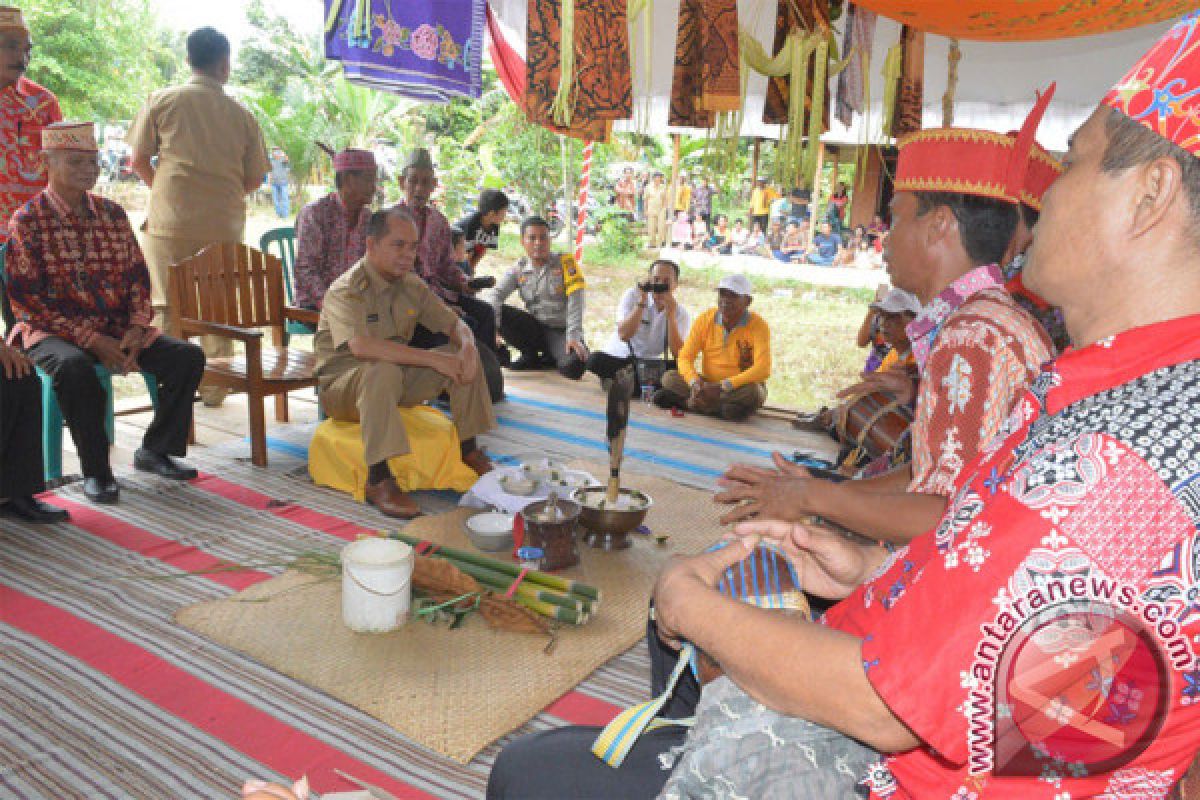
[292,148,377,311]
[492,12,1200,793]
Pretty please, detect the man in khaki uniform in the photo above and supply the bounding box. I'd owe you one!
[128,26,269,406]
[316,207,496,519]
[642,171,668,248]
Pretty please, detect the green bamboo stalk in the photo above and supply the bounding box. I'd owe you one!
[453,559,588,615]
[387,531,601,601]
[514,594,588,626]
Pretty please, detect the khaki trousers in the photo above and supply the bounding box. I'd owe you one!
[661,369,767,420]
[320,348,497,467]
[644,204,667,248]
[142,232,237,404]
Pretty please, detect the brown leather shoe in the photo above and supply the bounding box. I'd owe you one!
[461,448,494,476]
[364,478,421,519]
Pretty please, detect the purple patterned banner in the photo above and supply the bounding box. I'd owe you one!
[324,0,484,102]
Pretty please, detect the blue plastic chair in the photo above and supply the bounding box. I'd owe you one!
[259,226,314,339]
[0,243,161,480]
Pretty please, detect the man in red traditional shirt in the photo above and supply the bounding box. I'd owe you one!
[0,6,60,239]
[6,123,205,505]
[397,148,504,403]
[490,14,1200,800]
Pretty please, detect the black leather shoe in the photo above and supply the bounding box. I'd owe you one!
[133,448,198,481]
[83,475,120,504]
[1,495,69,523]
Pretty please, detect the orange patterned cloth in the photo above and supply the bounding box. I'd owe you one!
[852,0,1191,41]
[524,0,629,141]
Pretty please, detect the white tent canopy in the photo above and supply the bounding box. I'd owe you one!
[488,0,1173,151]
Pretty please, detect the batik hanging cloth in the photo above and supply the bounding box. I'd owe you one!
[323,0,485,102]
[835,3,877,128]
[667,0,715,128]
[763,0,829,126]
[525,0,632,141]
[890,24,924,138]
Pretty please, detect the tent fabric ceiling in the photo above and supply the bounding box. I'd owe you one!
[485,0,1176,150]
[847,0,1192,41]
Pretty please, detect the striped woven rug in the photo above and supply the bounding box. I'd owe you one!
[0,455,650,799]
[3,385,828,798]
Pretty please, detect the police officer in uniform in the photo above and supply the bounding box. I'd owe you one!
[490,216,588,379]
[316,207,497,519]
[0,341,68,522]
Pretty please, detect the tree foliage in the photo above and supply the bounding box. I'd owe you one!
[26,0,184,120]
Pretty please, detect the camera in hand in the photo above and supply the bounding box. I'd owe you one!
[467,275,497,290]
[637,281,670,293]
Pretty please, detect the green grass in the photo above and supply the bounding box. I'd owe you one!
[485,231,868,410]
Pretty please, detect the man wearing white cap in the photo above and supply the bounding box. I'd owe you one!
[6,122,206,505]
[129,26,269,407]
[654,273,770,421]
[0,5,61,239]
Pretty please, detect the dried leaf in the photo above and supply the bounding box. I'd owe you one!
[479,594,553,636]
[412,555,480,596]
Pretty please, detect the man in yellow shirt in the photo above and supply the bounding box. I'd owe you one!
[749,177,779,234]
[653,274,770,421]
[674,175,692,214]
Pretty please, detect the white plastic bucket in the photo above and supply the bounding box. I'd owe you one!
[341,538,414,633]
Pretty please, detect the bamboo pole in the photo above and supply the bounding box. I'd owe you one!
[386,531,602,601]
[808,142,826,251]
[453,559,590,614]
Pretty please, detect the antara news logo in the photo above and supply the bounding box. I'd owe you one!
[967,574,1194,779]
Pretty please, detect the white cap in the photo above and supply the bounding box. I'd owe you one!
[870,288,922,315]
[717,273,753,297]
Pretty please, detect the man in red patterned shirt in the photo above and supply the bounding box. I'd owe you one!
[492,15,1200,800]
[6,123,205,505]
[487,89,1059,799]
[0,6,60,239]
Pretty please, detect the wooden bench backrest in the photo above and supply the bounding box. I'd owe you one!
[172,243,286,332]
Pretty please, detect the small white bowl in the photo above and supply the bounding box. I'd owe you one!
[546,469,593,491]
[498,471,537,496]
[464,512,516,552]
[521,458,566,483]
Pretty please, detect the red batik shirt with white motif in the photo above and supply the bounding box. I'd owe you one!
[824,315,1200,799]
[6,189,157,349]
[906,265,1053,496]
[0,77,62,238]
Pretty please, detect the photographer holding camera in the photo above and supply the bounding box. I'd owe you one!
[586,259,691,393]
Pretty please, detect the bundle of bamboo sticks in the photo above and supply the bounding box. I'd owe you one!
[387,532,601,626]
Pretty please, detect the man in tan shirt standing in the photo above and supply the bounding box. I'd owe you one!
[128,26,269,406]
[316,207,496,519]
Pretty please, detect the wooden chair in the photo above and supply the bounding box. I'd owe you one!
[169,242,320,467]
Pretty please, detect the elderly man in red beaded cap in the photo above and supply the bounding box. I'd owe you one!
[7,123,206,506]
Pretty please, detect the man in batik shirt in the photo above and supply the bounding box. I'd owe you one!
[715,122,1060,545]
[396,148,503,402]
[490,14,1200,799]
[293,148,376,310]
[488,88,1061,799]
[0,6,60,239]
[7,124,205,506]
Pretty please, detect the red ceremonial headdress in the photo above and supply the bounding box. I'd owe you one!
[894,84,1058,205]
[1102,11,1200,158]
[332,148,377,173]
[1021,142,1063,212]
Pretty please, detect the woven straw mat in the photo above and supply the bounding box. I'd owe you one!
[175,460,725,763]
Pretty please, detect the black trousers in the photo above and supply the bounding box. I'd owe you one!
[27,335,205,478]
[498,305,586,380]
[0,369,46,497]
[410,294,505,403]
